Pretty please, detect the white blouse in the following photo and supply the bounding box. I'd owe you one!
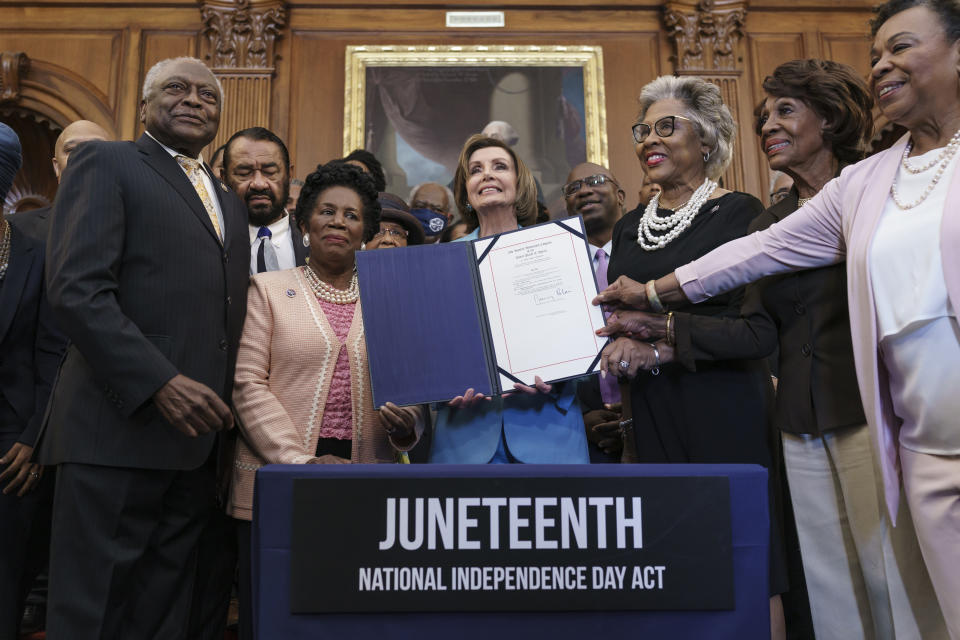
[870,144,960,454]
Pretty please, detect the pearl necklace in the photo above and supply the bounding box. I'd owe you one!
[0,218,10,283]
[900,128,960,174]
[890,131,960,210]
[303,265,359,304]
[637,177,718,251]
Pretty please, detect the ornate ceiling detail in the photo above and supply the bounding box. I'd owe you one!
[199,0,287,70]
[664,0,747,73]
[0,52,30,103]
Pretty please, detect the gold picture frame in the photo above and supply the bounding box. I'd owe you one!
[343,45,607,210]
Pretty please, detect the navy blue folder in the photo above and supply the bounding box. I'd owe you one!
[356,217,605,408]
[356,241,495,407]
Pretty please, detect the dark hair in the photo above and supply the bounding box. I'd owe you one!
[343,149,386,192]
[210,144,226,166]
[871,0,960,38]
[754,59,874,166]
[222,126,290,172]
[452,134,538,228]
[295,161,381,243]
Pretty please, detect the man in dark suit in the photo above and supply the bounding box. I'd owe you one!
[221,126,308,273]
[0,123,68,639]
[41,57,249,639]
[564,162,626,463]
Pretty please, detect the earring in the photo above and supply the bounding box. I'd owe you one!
[703,151,711,163]
[465,203,473,212]
[302,234,310,247]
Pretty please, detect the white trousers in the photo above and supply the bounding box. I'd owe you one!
[783,426,946,640]
[899,446,960,640]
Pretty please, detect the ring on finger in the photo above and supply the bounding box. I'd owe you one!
[29,471,39,478]
[619,360,630,369]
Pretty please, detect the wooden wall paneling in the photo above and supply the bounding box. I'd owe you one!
[820,33,873,79]
[287,32,348,177]
[0,31,122,112]
[118,26,143,140]
[746,33,806,95]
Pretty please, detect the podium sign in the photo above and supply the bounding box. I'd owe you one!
[290,475,733,613]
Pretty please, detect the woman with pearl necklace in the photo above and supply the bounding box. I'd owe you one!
[600,74,789,639]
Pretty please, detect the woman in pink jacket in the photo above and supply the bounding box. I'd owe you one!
[597,2,960,635]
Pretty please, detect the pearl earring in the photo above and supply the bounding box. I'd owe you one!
[302,234,309,247]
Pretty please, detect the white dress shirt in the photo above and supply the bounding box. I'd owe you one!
[871,145,960,454]
[248,212,296,274]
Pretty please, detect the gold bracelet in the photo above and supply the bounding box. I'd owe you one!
[665,311,675,346]
[646,279,665,313]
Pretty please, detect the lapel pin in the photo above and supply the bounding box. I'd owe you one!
[220,182,229,192]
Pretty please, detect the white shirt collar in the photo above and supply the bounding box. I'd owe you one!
[248,212,290,244]
[589,239,613,261]
[145,130,204,163]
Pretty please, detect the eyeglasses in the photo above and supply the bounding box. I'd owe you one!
[632,115,696,144]
[562,174,620,197]
[373,228,408,239]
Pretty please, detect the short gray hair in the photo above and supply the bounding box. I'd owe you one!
[637,75,735,180]
[141,57,224,107]
[409,182,458,217]
[481,121,519,147]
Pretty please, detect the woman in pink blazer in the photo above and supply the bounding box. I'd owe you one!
[229,161,423,640]
[597,2,960,635]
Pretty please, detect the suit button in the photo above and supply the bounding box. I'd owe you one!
[800,343,812,357]
[219,339,228,351]
[226,296,232,305]
[794,303,806,315]
[223,252,229,263]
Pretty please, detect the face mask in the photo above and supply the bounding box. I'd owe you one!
[410,208,447,237]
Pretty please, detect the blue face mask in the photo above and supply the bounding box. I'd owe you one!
[410,208,447,237]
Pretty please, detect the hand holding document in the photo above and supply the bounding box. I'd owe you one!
[356,216,607,406]
[473,219,607,389]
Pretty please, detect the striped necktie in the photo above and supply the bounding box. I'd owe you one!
[595,248,621,404]
[176,155,223,241]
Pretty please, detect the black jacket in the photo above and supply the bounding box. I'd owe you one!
[40,134,250,469]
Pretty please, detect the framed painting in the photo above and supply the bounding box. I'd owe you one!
[343,45,608,216]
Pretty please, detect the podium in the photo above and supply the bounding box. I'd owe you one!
[252,464,770,639]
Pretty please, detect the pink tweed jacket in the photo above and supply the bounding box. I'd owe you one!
[228,267,421,521]
[676,133,960,521]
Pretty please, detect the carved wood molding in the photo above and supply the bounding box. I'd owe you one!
[199,0,287,71]
[664,0,747,73]
[0,52,30,103]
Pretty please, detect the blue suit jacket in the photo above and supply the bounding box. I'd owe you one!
[429,381,588,463]
[428,227,589,464]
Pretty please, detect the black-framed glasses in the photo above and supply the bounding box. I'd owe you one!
[562,174,620,197]
[632,115,696,144]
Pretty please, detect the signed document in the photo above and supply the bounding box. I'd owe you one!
[473,218,606,388]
